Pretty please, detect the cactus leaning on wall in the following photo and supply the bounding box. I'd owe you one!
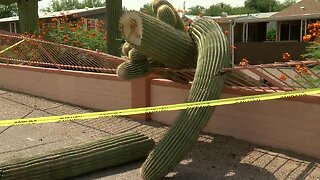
[141,18,230,180]
[117,0,231,179]
[0,133,155,180]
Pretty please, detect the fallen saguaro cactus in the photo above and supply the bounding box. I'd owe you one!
[141,18,230,180]
[117,0,230,179]
[0,132,155,180]
[119,11,197,69]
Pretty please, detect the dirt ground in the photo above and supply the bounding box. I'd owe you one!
[0,88,319,180]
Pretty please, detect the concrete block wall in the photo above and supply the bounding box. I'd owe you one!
[150,79,320,159]
[1,64,319,158]
[0,64,131,111]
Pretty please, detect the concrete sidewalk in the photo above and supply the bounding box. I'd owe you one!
[0,89,319,179]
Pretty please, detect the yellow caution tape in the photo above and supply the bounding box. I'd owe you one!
[0,39,26,55]
[0,88,319,127]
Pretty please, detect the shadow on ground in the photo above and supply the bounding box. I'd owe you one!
[75,129,320,180]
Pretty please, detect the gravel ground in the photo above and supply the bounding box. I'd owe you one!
[0,89,319,180]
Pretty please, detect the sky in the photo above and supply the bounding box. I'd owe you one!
[38,0,288,11]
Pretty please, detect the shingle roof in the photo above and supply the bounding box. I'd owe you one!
[271,0,320,18]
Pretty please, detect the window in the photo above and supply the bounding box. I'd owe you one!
[279,22,300,41]
[9,22,16,33]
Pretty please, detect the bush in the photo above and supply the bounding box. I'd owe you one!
[266,28,276,41]
[32,13,107,52]
[302,21,320,70]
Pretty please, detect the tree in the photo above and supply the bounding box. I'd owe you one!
[186,5,205,15]
[187,4,254,16]
[46,0,104,12]
[244,0,279,12]
[205,3,233,16]
[274,0,296,11]
[230,6,255,15]
[0,4,18,18]
[139,3,155,16]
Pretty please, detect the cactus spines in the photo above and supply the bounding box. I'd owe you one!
[128,48,148,62]
[122,42,133,56]
[0,133,155,180]
[156,5,176,27]
[119,11,197,69]
[141,19,230,180]
[106,0,122,56]
[117,59,151,80]
[152,0,185,31]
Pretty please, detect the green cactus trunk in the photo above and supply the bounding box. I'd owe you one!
[0,132,154,180]
[141,19,231,180]
[106,0,122,57]
[17,0,39,33]
[119,11,197,69]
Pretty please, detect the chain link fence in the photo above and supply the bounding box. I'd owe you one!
[1,32,319,94]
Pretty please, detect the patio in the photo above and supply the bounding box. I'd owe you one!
[1,88,319,179]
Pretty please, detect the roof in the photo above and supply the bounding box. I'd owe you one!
[185,12,278,23]
[270,0,320,20]
[185,14,251,23]
[235,12,278,23]
[0,6,105,23]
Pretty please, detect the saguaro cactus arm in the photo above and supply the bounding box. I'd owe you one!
[119,11,197,69]
[0,133,154,180]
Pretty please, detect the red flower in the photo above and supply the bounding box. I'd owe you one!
[230,45,237,49]
[239,58,249,66]
[282,52,290,61]
[278,74,287,81]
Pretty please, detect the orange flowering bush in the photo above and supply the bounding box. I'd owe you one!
[302,21,320,60]
[36,13,107,52]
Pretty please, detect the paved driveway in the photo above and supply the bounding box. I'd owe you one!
[0,89,319,179]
